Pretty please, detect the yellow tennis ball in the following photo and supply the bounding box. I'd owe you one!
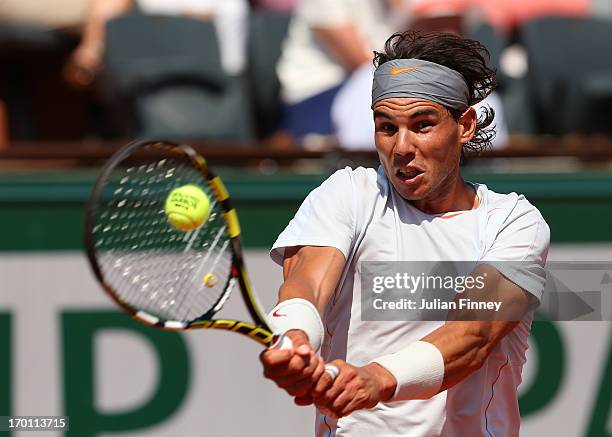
[165,184,211,231]
[203,273,217,287]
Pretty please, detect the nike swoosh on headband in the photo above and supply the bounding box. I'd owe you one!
[390,66,418,75]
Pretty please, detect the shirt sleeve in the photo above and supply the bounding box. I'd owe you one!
[270,168,357,266]
[482,198,551,303]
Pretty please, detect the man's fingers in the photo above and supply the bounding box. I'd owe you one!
[264,350,321,382]
[285,329,313,357]
[310,360,342,401]
[312,360,345,403]
[318,406,339,419]
[310,367,336,400]
[269,334,294,351]
[294,394,313,406]
[330,386,354,415]
[338,399,361,418]
[273,369,312,388]
[273,353,322,386]
[263,357,307,379]
[310,355,326,382]
[280,354,326,396]
[283,376,319,397]
[260,348,293,368]
[260,329,335,403]
[315,384,343,411]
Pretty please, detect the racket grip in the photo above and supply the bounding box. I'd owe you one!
[269,333,293,350]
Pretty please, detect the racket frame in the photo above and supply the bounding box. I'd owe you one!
[84,139,275,345]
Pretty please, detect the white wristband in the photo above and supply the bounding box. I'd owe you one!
[371,341,444,401]
[267,298,324,353]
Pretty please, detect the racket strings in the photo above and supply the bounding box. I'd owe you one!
[93,146,233,322]
[172,227,233,320]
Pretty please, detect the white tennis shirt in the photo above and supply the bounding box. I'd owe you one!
[271,167,550,437]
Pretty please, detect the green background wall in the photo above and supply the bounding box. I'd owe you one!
[1,169,611,251]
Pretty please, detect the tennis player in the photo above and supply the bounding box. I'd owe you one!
[261,31,549,436]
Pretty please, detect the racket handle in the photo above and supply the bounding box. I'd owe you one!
[269,333,293,350]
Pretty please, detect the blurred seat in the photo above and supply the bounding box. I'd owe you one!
[521,16,612,135]
[246,11,291,137]
[0,23,68,55]
[103,12,253,143]
[466,23,505,73]
[467,23,537,135]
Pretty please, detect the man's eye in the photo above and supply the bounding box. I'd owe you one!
[378,123,396,134]
[415,121,432,131]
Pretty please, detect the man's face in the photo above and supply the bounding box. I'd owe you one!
[373,97,475,202]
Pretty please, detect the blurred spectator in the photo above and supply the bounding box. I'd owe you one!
[250,0,300,13]
[592,0,612,18]
[0,0,88,29]
[470,0,589,34]
[63,0,127,89]
[138,0,247,75]
[0,0,91,140]
[276,0,511,150]
[276,0,409,147]
[64,0,248,89]
[407,0,590,34]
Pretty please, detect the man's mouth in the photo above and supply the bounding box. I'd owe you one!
[396,167,424,182]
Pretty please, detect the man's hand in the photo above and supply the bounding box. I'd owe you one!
[306,360,397,419]
[260,329,326,398]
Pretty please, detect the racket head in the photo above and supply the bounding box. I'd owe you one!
[84,139,273,344]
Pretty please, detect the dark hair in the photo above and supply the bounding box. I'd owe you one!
[373,31,497,155]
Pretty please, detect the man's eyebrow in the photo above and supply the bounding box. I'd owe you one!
[410,109,440,119]
[373,110,391,119]
[373,108,441,120]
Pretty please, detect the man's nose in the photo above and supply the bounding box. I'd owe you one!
[393,128,416,161]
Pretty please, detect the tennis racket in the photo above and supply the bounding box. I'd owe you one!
[83,138,290,348]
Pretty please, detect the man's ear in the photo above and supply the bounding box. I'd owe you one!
[458,107,477,145]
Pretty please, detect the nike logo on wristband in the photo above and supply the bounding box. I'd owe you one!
[272,309,287,317]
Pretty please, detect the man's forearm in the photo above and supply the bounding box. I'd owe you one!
[422,320,519,391]
[278,280,318,305]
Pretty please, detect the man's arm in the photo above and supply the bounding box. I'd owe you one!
[260,245,345,399]
[423,264,530,391]
[309,265,532,418]
[278,245,346,311]
[63,0,134,88]
[311,25,372,72]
